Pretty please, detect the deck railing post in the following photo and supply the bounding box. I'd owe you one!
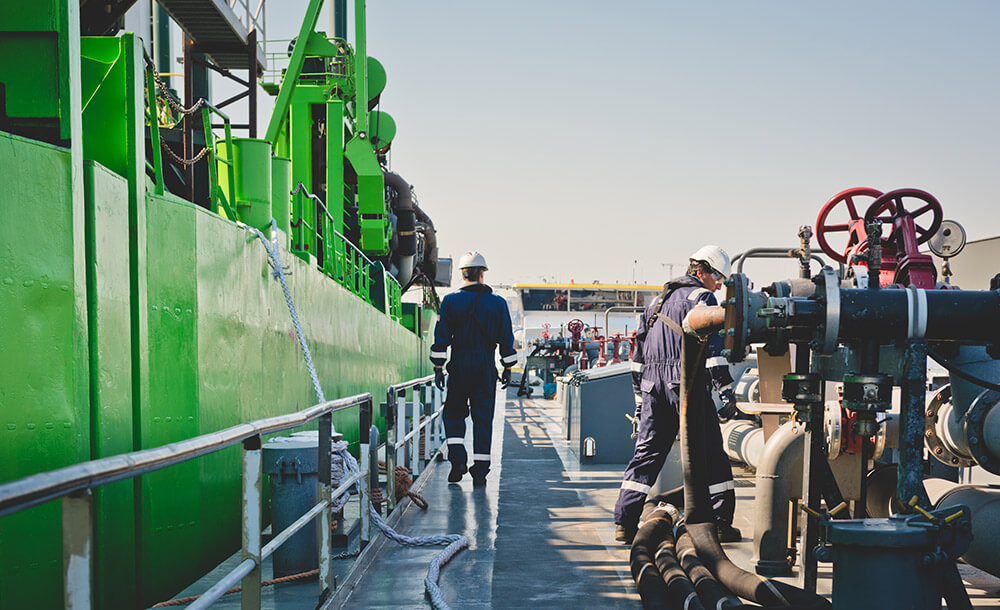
[63,489,93,610]
[396,392,406,496]
[386,388,397,513]
[241,435,263,610]
[410,387,419,476]
[318,412,333,599]
[359,399,373,548]
[434,385,444,460]
[423,383,432,464]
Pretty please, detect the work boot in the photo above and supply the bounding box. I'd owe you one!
[615,524,637,545]
[448,463,467,483]
[472,476,487,487]
[717,523,742,543]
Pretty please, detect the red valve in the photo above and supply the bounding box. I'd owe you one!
[815,187,886,264]
[566,319,585,336]
[864,188,943,249]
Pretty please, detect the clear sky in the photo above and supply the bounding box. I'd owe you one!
[246,1,1000,287]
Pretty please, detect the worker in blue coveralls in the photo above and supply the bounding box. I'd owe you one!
[614,245,745,544]
[430,251,517,487]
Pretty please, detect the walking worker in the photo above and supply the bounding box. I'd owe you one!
[430,251,517,486]
[614,245,742,544]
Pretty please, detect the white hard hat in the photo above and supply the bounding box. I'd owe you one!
[458,251,488,270]
[689,245,731,279]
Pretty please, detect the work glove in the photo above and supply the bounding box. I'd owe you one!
[500,368,512,389]
[630,395,642,440]
[434,368,446,391]
[718,388,739,422]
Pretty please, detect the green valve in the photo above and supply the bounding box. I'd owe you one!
[216,138,273,230]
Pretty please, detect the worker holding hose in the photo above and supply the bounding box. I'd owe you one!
[614,245,742,544]
[430,251,517,487]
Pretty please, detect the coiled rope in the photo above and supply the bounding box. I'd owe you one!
[244,221,468,609]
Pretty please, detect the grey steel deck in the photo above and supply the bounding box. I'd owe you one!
[330,389,1000,608]
[332,388,636,608]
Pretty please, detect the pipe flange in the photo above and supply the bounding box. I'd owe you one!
[723,273,751,362]
[814,267,841,354]
[965,389,1000,475]
[924,385,975,468]
[872,415,887,461]
[825,401,843,459]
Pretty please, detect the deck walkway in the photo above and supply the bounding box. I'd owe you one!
[331,388,636,608]
[330,388,1000,609]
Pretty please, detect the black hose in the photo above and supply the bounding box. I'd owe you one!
[928,349,1000,392]
[646,485,685,510]
[383,171,417,257]
[675,526,735,610]
[630,527,671,609]
[631,503,701,609]
[679,334,831,610]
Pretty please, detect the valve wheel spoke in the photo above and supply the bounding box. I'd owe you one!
[815,187,886,264]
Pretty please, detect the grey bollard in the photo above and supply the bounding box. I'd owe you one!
[264,437,320,577]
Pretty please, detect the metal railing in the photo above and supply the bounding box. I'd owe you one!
[0,393,375,609]
[203,103,239,221]
[385,375,446,512]
[261,38,351,90]
[289,182,404,319]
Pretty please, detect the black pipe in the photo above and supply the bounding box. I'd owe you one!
[897,340,930,509]
[680,334,831,609]
[838,289,1000,342]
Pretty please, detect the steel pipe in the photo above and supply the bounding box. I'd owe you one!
[931,484,1000,579]
[753,420,804,576]
[720,420,764,468]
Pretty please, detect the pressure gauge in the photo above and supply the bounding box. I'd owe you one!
[927,220,966,258]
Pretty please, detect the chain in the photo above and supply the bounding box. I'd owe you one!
[147,60,205,116]
[161,141,210,166]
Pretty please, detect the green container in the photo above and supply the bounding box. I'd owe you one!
[216,137,272,230]
[271,155,291,240]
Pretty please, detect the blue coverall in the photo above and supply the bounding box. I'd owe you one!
[430,283,517,479]
[613,275,736,530]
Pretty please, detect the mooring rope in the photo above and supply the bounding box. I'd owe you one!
[243,220,469,609]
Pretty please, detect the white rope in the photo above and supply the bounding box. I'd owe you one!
[244,221,468,609]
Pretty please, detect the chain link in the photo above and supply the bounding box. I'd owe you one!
[148,62,205,115]
[161,141,210,166]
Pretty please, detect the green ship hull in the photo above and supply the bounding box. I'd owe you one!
[1,130,428,606]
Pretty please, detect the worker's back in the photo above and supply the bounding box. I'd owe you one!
[434,283,515,370]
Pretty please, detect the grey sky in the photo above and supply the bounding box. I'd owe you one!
[247,1,1000,287]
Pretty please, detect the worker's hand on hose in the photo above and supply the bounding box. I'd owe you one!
[500,367,512,389]
[434,367,446,390]
[634,392,643,408]
[718,388,739,421]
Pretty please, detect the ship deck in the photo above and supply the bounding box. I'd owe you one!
[161,389,1000,608]
[332,389,1000,609]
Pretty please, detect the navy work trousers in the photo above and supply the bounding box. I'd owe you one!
[614,383,735,529]
[443,358,498,478]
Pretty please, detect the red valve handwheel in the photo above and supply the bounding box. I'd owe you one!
[815,187,886,264]
[566,319,585,335]
[863,188,943,247]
